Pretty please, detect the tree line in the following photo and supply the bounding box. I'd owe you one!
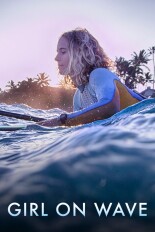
[0,47,154,110]
[115,46,155,89]
[0,73,75,111]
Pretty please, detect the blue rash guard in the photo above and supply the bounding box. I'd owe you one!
[67,68,145,121]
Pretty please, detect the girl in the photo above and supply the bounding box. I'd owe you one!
[39,28,145,127]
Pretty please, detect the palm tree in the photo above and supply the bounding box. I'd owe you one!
[115,57,130,82]
[115,49,152,89]
[17,77,39,93]
[130,50,150,80]
[148,46,155,89]
[35,73,51,88]
[144,72,153,87]
[6,80,17,90]
[131,50,150,67]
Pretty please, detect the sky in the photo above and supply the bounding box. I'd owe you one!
[0,0,155,90]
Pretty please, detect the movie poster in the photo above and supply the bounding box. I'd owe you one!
[0,1,155,232]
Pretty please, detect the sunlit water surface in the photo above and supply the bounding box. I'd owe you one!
[0,99,155,232]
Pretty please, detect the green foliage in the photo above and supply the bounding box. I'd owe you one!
[148,46,155,89]
[115,49,153,89]
[0,73,75,111]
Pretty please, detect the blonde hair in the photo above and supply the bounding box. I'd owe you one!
[60,28,113,86]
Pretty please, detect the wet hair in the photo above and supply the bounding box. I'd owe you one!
[60,28,113,86]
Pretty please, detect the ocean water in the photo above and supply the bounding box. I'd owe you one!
[0,98,155,232]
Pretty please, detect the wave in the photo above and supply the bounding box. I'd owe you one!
[0,98,155,232]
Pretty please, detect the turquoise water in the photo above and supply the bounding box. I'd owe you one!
[0,99,155,232]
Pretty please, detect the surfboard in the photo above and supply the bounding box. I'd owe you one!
[0,124,27,131]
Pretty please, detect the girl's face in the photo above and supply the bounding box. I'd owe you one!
[55,36,70,75]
